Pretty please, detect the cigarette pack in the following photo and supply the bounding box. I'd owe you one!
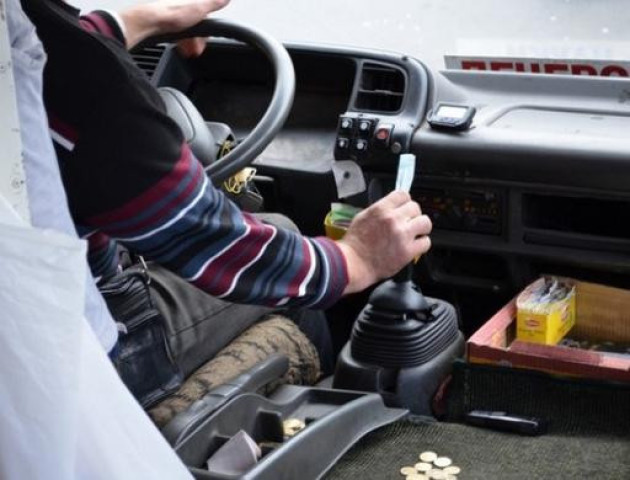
[516,277,576,345]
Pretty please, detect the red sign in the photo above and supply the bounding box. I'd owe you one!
[445,55,630,77]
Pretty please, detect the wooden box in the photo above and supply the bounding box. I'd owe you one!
[467,280,630,383]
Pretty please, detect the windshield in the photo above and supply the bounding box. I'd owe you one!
[76,0,627,72]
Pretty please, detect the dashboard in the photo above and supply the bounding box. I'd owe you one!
[132,39,630,334]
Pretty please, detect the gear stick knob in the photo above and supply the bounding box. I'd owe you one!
[349,263,445,369]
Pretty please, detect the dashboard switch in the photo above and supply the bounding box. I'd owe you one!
[339,116,354,132]
[337,137,350,149]
[357,119,375,137]
[354,139,368,152]
[374,123,394,147]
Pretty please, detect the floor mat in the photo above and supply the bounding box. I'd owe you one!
[327,362,629,479]
[324,417,630,480]
[446,362,630,438]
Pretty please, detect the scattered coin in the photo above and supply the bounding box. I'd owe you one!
[400,466,417,476]
[414,462,433,472]
[419,451,438,463]
[406,475,429,480]
[434,457,453,468]
[427,470,447,480]
[282,418,305,437]
[443,466,461,475]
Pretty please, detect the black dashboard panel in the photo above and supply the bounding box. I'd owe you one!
[415,71,630,192]
[332,54,430,169]
[135,39,630,332]
[146,41,431,172]
[188,47,357,132]
[151,46,350,125]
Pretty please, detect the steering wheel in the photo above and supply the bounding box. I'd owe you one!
[142,19,296,184]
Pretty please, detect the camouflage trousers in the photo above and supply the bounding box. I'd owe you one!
[143,213,327,427]
[149,315,320,427]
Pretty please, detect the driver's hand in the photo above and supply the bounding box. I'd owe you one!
[119,0,231,50]
[176,38,208,58]
[337,191,432,295]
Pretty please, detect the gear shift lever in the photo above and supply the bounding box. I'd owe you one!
[333,157,464,415]
[389,263,431,317]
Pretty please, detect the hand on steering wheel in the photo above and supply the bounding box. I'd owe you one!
[138,19,296,184]
[120,0,231,50]
[175,37,207,58]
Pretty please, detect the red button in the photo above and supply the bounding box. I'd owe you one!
[376,128,390,141]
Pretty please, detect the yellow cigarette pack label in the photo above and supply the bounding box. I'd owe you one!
[516,278,576,345]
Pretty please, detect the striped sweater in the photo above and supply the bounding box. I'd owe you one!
[25,0,348,310]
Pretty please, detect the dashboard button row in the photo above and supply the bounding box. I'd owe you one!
[336,115,394,155]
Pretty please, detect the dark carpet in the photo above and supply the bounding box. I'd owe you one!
[324,417,629,479]
[325,363,630,479]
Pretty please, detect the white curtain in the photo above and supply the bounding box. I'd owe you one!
[0,195,192,479]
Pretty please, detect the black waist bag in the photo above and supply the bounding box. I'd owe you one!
[99,261,183,408]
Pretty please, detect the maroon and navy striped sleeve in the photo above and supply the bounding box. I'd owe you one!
[51,11,349,308]
[83,141,348,309]
[87,231,119,278]
[79,11,126,45]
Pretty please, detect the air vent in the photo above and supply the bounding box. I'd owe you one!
[355,63,405,113]
[130,45,166,80]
